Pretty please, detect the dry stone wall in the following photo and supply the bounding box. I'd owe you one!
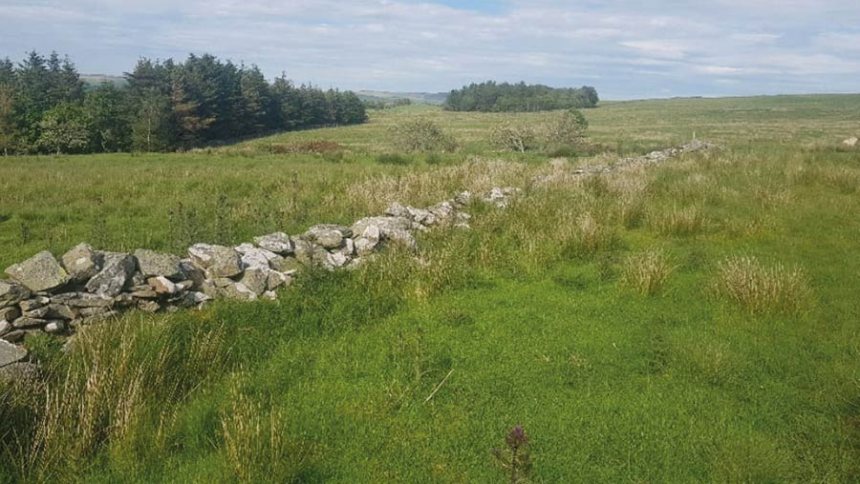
[0,141,713,371]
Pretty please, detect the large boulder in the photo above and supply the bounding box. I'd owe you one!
[0,280,30,308]
[134,249,183,279]
[304,224,352,249]
[236,244,282,271]
[0,340,27,368]
[188,244,243,278]
[238,268,268,296]
[354,224,380,256]
[253,232,294,255]
[5,251,70,293]
[218,282,258,301]
[85,252,136,297]
[61,243,102,283]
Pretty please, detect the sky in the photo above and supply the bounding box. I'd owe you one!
[1,0,859,99]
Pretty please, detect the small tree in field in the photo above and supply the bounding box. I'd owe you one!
[490,123,537,153]
[543,108,588,146]
[390,118,456,152]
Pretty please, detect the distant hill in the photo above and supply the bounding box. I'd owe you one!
[357,90,448,105]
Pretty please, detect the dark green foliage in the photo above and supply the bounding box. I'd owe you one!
[445,81,598,112]
[0,52,368,154]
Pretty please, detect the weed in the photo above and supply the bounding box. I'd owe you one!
[492,425,532,483]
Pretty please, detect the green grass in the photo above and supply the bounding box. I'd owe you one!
[1,95,860,482]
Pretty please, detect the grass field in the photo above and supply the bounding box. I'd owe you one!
[1,95,859,482]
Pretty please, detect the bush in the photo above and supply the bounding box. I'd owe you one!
[712,256,812,314]
[620,249,674,296]
[390,119,457,153]
[543,109,588,146]
[490,123,537,153]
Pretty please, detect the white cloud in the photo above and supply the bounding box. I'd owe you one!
[0,0,858,97]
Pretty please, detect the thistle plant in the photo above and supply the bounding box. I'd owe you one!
[492,425,532,483]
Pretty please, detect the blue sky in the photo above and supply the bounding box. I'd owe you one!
[1,0,859,99]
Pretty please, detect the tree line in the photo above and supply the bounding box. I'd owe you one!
[444,81,599,112]
[0,52,367,155]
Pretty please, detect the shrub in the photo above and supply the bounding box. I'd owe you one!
[712,256,812,314]
[490,123,537,153]
[542,108,588,146]
[390,119,457,152]
[620,249,674,296]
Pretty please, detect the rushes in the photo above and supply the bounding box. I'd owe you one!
[653,205,705,236]
[221,376,305,483]
[620,249,674,296]
[712,256,812,315]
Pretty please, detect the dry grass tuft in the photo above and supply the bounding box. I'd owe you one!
[712,256,812,314]
[620,249,674,296]
[653,205,705,236]
[221,375,307,483]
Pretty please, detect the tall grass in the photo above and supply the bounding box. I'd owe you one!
[5,315,231,481]
[712,256,812,315]
[620,249,674,296]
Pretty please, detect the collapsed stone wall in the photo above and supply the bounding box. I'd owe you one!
[0,141,713,371]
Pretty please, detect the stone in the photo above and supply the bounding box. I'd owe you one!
[0,320,10,336]
[428,201,456,221]
[262,291,278,301]
[130,286,158,299]
[85,252,136,297]
[270,256,301,274]
[12,318,47,329]
[266,271,291,291]
[340,238,356,256]
[179,259,207,289]
[134,249,182,279]
[237,244,281,270]
[1,330,25,343]
[78,306,112,318]
[407,206,435,226]
[176,291,211,309]
[188,244,243,278]
[0,362,40,383]
[19,297,50,313]
[0,280,30,308]
[46,304,75,320]
[0,306,21,323]
[138,300,161,313]
[354,224,380,256]
[0,340,28,368]
[61,243,103,283]
[5,251,70,293]
[385,202,410,218]
[22,306,49,319]
[293,239,318,266]
[54,292,113,308]
[351,216,413,238]
[253,232,294,255]
[44,321,67,334]
[327,252,350,269]
[238,268,268,296]
[304,224,350,249]
[148,276,178,295]
[844,137,859,147]
[218,282,258,301]
[454,191,472,207]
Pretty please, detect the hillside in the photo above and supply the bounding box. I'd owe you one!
[1,95,859,482]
